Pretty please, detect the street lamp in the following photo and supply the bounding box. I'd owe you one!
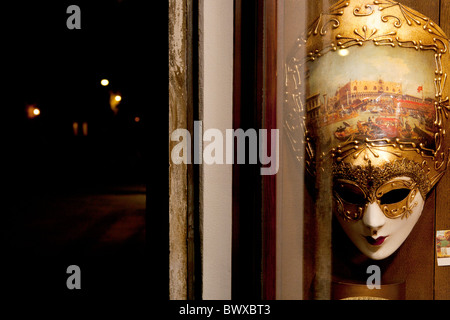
[26,104,41,119]
[110,92,122,115]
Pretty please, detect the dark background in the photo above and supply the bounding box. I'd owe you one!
[3,1,152,189]
[0,1,167,299]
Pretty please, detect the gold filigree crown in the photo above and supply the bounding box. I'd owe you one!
[332,159,431,198]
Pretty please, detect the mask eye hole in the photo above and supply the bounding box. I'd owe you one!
[334,182,366,205]
[379,188,411,205]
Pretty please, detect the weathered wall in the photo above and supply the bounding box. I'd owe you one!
[169,0,188,300]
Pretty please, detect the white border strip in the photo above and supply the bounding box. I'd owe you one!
[200,0,233,300]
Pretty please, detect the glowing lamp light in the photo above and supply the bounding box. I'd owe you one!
[338,49,350,57]
[109,92,122,115]
[101,79,109,86]
[27,104,41,119]
[134,116,140,123]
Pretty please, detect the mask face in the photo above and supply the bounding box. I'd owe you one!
[333,175,424,260]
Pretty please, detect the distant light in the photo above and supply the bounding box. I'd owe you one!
[109,92,121,115]
[134,116,140,123]
[26,104,40,119]
[338,49,349,57]
[101,79,109,86]
[82,122,88,136]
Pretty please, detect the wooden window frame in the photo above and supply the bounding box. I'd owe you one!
[232,0,277,300]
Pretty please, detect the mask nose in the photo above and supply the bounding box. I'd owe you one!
[362,202,386,236]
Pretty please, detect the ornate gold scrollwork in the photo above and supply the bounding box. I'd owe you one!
[381,15,402,28]
[308,0,350,36]
[374,0,448,39]
[354,4,375,16]
[332,159,431,200]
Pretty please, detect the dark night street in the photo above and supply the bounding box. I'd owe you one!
[0,183,148,296]
[2,185,146,257]
[0,1,162,297]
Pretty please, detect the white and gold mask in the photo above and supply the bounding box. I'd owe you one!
[285,0,450,259]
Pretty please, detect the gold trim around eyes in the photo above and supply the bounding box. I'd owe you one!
[332,159,430,200]
[333,190,366,222]
[333,179,368,221]
[333,178,420,221]
[376,179,419,219]
[335,179,369,199]
[378,186,419,220]
[375,179,416,199]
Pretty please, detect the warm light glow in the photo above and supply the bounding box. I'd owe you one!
[26,104,40,119]
[101,79,109,86]
[338,49,350,57]
[109,93,121,115]
[134,117,140,123]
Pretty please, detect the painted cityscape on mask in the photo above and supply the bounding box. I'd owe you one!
[305,43,437,150]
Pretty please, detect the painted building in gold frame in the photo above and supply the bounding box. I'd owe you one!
[338,79,403,106]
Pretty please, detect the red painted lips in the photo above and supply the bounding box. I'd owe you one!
[366,236,387,246]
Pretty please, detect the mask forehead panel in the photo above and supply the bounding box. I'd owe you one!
[285,0,450,193]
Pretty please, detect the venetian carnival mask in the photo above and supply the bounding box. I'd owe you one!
[285,0,450,260]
